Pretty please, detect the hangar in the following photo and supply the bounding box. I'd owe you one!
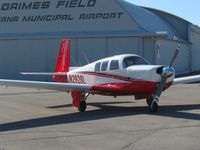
[0,0,200,81]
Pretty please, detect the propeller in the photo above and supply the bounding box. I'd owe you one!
[169,44,181,68]
[149,45,181,112]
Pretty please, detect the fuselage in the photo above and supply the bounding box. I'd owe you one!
[67,54,174,97]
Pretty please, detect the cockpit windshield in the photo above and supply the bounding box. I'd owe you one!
[123,56,149,68]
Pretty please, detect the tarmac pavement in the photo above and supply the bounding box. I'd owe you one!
[0,84,200,150]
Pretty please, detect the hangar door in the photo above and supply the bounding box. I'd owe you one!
[75,37,141,66]
[143,38,155,64]
[76,38,107,66]
[155,39,191,74]
[191,32,200,72]
[0,39,60,80]
[107,37,141,56]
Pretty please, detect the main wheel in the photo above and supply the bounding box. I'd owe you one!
[149,101,158,113]
[78,101,87,112]
[146,96,153,106]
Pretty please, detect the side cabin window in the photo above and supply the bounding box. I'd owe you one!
[101,61,109,71]
[110,60,119,70]
[123,56,149,68]
[94,62,101,72]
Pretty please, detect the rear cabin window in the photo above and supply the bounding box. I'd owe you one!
[110,60,119,70]
[101,61,109,71]
[95,62,101,72]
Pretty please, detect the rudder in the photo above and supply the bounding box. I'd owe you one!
[53,39,70,82]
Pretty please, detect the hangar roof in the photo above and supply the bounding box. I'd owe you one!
[192,25,200,34]
[116,0,190,41]
[0,0,192,41]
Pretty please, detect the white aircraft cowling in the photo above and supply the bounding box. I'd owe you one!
[126,65,174,83]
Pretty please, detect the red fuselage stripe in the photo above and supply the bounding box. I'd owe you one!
[69,72,173,97]
[77,71,136,82]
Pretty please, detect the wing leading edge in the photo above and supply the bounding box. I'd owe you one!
[1,75,200,93]
[173,75,200,85]
[0,79,91,92]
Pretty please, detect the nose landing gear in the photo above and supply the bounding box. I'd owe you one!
[146,96,159,113]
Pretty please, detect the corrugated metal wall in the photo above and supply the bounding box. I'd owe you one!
[71,37,142,66]
[0,39,59,80]
[0,37,142,80]
[155,39,191,74]
[191,32,200,72]
[0,37,193,81]
[143,38,155,64]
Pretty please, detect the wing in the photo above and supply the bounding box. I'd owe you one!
[173,75,200,85]
[0,79,91,92]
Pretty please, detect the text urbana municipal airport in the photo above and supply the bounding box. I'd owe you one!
[0,12,124,23]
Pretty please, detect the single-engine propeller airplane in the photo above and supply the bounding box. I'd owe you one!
[1,39,200,113]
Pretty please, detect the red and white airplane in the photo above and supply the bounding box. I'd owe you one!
[1,39,200,112]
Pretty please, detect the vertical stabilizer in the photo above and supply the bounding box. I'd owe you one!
[53,39,70,82]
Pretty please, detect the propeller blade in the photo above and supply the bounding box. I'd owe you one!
[169,45,181,68]
[155,76,168,99]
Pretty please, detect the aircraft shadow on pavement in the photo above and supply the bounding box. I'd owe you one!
[1,101,200,132]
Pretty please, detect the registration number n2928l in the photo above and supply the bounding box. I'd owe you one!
[68,75,86,84]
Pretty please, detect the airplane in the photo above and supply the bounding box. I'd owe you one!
[1,39,200,113]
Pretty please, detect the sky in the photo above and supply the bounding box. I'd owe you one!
[125,0,200,26]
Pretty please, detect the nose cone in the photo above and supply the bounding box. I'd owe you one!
[162,67,175,77]
[150,66,175,83]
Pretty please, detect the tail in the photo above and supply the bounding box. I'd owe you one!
[53,39,70,82]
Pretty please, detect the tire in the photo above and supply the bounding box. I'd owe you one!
[149,101,158,113]
[78,101,87,112]
[146,96,153,106]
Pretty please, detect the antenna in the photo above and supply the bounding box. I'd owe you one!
[83,52,90,64]
[71,56,79,66]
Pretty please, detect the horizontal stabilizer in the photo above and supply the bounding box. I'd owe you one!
[21,72,68,76]
[21,68,79,76]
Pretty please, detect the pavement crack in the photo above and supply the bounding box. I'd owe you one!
[121,142,134,150]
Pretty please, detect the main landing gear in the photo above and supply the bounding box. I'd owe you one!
[78,100,87,112]
[78,93,90,112]
[146,96,159,113]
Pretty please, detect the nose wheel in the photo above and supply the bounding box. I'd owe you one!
[149,100,158,113]
[146,96,159,113]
